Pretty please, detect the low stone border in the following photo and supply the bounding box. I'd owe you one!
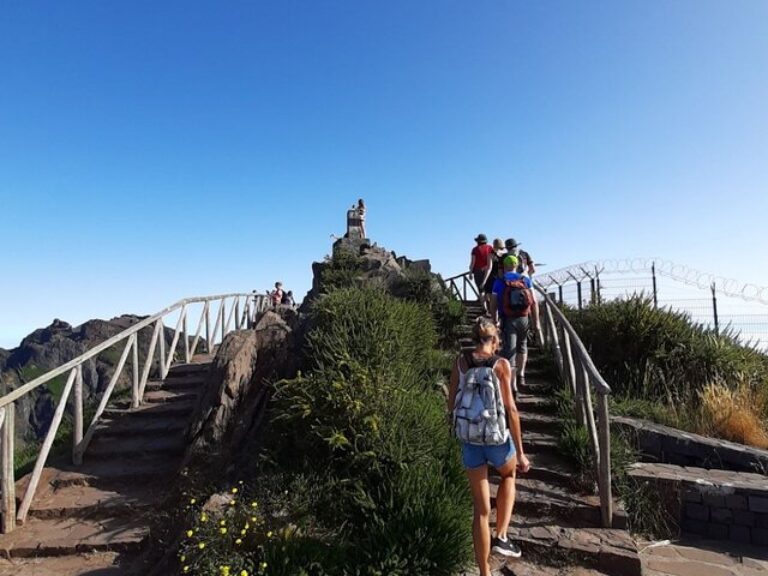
[628,462,768,547]
[613,416,768,474]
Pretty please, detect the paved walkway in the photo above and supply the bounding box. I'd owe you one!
[640,538,768,576]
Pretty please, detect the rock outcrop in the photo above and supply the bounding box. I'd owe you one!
[185,308,299,467]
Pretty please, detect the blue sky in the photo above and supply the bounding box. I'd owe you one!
[1,1,767,348]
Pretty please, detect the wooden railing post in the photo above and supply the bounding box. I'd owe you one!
[138,321,162,401]
[1,403,15,533]
[72,365,84,466]
[597,392,613,527]
[18,368,77,524]
[183,312,190,363]
[205,303,212,353]
[158,319,166,379]
[131,333,140,409]
[561,329,578,398]
[235,298,241,330]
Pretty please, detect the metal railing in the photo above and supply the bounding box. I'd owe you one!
[536,283,614,528]
[441,271,615,528]
[0,291,270,532]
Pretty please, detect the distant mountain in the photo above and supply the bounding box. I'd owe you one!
[0,315,180,443]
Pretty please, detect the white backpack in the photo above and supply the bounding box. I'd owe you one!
[453,353,509,445]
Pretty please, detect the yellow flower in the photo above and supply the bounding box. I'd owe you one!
[241,571,249,576]
[229,500,236,506]
[220,567,230,576]
[183,566,189,573]
[260,561,268,569]
[250,502,257,508]
[190,498,197,505]
[250,516,257,523]
[200,513,208,522]
[180,556,185,563]
[240,529,246,536]
[186,530,194,538]
[219,527,227,535]
[198,542,206,550]
[235,538,242,545]
[238,480,244,485]
[244,523,250,530]
[231,487,238,494]
[219,519,227,526]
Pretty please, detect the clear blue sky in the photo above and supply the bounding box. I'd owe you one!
[1,1,767,348]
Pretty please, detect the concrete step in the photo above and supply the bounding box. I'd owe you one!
[27,481,164,520]
[0,552,124,575]
[88,434,186,460]
[0,516,149,558]
[51,456,180,489]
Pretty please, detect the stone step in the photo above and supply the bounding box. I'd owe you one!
[95,415,188,438]
[0,551,123,576]
[519,412,559,433]
[167,360,213,377]
[27,481,164,520]
[104,399,196,419]
[524,452,578,486]
[501,520,641,576]
[144,375,206,392]
[521,431,559,455]
[142,389,199,404]
[0,516,149,558]
[87,434,186,460]
[51,456,180,489]
[516,395,557,415]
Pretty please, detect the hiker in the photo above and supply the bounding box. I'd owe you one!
[448,317,530,575]
[504,238,542,345]
[482,238,505,313]
[270,282,284,307]
[357,198,367,238]
[469,234,494,306]
[491,256,537,399]
[281,290,295,308]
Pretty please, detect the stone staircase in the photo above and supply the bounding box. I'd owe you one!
[0,357,212,575]
[458,301,641,576]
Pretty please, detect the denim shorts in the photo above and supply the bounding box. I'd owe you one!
[462,437,516,470]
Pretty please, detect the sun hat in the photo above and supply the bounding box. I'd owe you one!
[493,238,504,250]
[505,238,519,249]
[474,234,488,243]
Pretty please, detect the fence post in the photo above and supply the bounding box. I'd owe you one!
[652,262,658,309]
[595,266,602,304]
[577,281,583,310]
[711,282,719,335]
[132,333,140,408]
[558,284,563,305]
[1,402,15,533]
[597,392,613,527]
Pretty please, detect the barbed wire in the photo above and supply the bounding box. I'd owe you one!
[536,258,768,305]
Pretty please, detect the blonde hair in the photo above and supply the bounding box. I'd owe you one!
[472,317,498,344]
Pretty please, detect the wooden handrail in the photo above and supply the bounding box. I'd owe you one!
[0,290,271,531]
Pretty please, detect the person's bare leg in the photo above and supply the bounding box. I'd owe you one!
[494,456,518,539]
[466,466,492,576]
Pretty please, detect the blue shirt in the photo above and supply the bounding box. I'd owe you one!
[493,272,532,319]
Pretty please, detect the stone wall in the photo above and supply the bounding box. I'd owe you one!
[614,416,768,474]
[628,463,768,547]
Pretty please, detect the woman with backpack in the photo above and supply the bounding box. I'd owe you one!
[448,317,530,575]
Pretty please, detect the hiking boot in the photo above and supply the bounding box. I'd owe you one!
[492,536,522,558]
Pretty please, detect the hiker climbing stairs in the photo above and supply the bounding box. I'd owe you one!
[0,357,212,575]
[456,299,641,576]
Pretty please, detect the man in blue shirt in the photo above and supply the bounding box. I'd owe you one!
[491,256,536,399]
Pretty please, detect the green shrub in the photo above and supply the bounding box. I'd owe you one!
[319,246,365,293]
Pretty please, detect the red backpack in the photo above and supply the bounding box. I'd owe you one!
[502,279,533,318]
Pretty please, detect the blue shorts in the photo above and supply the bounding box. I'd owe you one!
[462,438,516,470]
